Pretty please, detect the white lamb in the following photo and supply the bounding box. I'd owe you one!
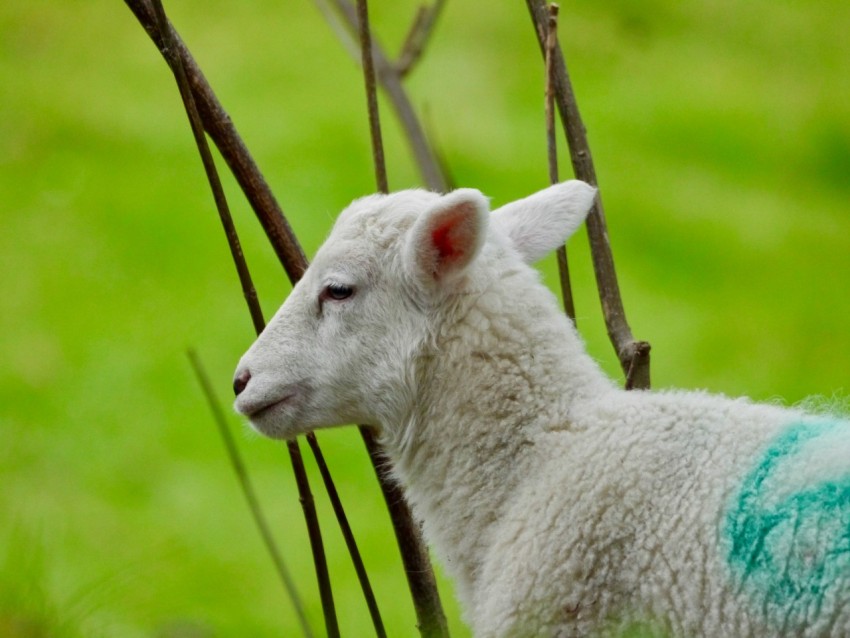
[233,181,850,637]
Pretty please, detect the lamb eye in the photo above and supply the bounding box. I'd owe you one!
[324,283,354,301]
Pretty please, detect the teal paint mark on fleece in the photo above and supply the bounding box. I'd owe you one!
[725,420,850,622]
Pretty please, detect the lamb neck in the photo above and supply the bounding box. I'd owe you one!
[389,290,614,600]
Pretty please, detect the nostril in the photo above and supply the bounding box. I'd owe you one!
[233,369,251,396]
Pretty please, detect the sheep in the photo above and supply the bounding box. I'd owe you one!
[233,180,850,637]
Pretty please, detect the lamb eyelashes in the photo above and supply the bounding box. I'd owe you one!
[317,282,355,315]
[325,283,354,300]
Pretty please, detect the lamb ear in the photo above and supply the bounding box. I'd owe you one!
[404,188,490,284]
[490,180,597,264]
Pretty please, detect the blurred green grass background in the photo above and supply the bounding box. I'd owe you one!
[2,0,849,635]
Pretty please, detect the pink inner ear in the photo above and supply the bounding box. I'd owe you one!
[431,223,460,259]
[418,198,482,281]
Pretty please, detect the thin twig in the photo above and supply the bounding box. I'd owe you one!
[286,438,340,638]
[320,0,449,192]
[354,2,450,635]
[359,427,449,638]
[544,4,560,188]
[306,433,387,638]
[624,341,652,391]
[313,0,362,60]
[544,3,576,322]
[124,0,308,283]
[396,0,447,77]
[356,0,389,194]
[187,350,313,638]
[146,2,338,633]
[146,0,263,335]
[127,2,423,633]
[526,0,651,389]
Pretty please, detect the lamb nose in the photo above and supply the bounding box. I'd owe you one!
[233,369,251,396]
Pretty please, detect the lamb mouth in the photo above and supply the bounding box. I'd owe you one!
[248,393,297,420]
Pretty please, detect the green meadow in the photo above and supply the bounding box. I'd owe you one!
[2,1,849,635]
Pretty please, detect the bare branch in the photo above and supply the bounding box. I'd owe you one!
[356,0,389,193]
[624,341,652,391]
[319,0,449,192]
[353,2,449,634]
[126,3,448,634]
[544,3,576,322]
[144,0,263,335]
[306,433,386,637]
[285,438,340,638]
[313,0,362,61]
[188,350,314,638]
[544,4,560,188]
[526,0,651,389]
[396,0,447,77]
[124,0,308,283]
[359,426,449,638]
[143,3,351,634]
